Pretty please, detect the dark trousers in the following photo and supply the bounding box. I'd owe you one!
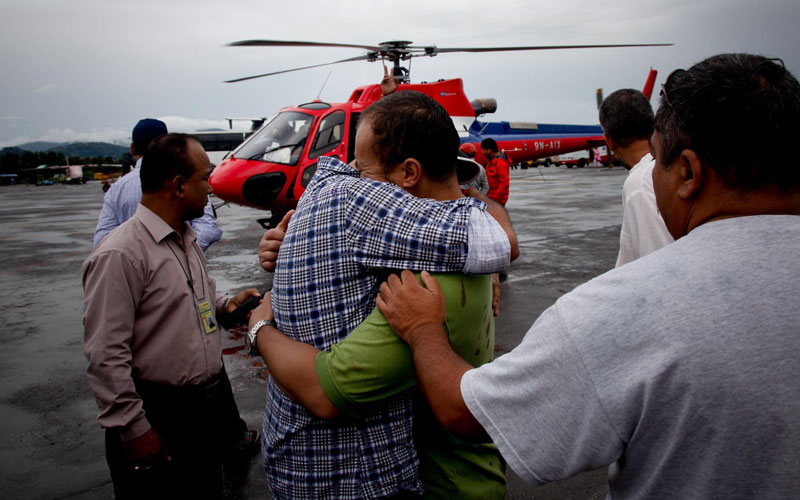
[105,367,246,500]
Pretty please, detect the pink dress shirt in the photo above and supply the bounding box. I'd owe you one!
[83,204,227,440]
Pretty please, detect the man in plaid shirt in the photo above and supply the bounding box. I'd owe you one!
[255,91,516,499]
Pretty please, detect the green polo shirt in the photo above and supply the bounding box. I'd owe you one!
[315,273,506,499]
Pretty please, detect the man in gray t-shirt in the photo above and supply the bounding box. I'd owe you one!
[374,53,800,498]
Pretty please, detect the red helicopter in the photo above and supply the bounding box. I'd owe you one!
[209,40,669,226]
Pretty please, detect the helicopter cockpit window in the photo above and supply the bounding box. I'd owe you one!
[308,110,345,160]
[233,111,313,166]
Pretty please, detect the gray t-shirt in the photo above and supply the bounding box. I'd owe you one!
[462,215,800,499]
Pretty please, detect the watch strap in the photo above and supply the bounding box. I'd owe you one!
[246,319,273,355]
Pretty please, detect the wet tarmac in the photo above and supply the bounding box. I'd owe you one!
[0,164,626,499]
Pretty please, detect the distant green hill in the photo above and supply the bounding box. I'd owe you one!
[16,141,64,152]
[47,142,128,158]
[1,146,26,156]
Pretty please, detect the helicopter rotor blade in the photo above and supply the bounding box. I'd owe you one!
[224,54,372,83]
[228,39,384,52]
[224,40,673,82]
[431,43,672,55]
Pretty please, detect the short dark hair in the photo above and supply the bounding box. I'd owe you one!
[480,138,499,153]
[599,89,654,147]
[360,91,459,181]
[140,133,199,193]
[655,53,800,191]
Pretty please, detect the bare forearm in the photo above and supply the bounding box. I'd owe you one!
[467,189,520,261]
[486,202,519,261]
[406,324,488,440]
[376,270,488,438]
[257,326,339,419]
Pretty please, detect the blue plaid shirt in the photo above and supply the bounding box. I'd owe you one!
[265,156,509,499]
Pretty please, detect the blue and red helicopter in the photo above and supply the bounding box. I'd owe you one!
[209,40,668,224]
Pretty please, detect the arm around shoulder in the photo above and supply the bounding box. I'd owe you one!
[465,188,519,263]
[345,181,479,272]
[316,306,418,418]
[405,323,487,439]
[248,296,339,419]
[376,271,488,439]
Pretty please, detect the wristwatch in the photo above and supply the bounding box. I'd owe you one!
[246,319,273,355]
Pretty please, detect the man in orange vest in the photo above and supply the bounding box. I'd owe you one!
[480,138,510,205]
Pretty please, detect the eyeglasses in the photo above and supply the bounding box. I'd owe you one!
[660,68,686,108]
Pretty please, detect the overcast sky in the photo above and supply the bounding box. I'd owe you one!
[2,0,798,147]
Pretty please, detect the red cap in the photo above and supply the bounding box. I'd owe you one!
[459,143,477,157]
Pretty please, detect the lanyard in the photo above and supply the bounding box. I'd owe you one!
[166,234,206,300]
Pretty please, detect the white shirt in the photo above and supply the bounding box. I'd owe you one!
[615,153,674,267]
[462,215,800,499]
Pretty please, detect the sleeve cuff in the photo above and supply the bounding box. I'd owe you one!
[119,415,152,441]
[464,207,511,274]
[215,294,229,316]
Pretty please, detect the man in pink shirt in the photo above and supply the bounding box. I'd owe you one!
[83,134,258,499]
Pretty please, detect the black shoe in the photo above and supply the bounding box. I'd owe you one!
[224,429,260,457]
[221,430,259,493]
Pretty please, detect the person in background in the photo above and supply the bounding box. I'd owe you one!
[458,143,490,195]
[599,89,673,266]
[380,62,400,97]
[454,148,501,314]
[93,118,222,253]
[480,138,510,205]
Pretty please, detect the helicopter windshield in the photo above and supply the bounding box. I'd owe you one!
[234,111,313,165]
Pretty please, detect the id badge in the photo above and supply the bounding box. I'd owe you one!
[198,299,218,334]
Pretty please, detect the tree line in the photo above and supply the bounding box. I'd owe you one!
[0,149,121,175]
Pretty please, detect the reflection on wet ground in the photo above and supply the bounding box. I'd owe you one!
[0,165,625,499]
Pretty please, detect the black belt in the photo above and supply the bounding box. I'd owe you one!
[133,370,223,403]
